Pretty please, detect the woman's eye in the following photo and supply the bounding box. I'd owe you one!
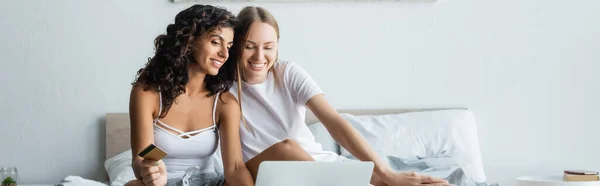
[212,41,220,45]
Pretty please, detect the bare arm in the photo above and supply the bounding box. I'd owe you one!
[306,94,450,186]
[305,94,394,181]
[218,92,254,186]
[129,84,167,186]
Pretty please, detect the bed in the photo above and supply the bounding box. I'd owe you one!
[104,108,492,186]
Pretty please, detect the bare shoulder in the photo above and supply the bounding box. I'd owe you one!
[130,83,159,117]
[216,91,240,119]
[218,91,239,106]
[131,83,158,97]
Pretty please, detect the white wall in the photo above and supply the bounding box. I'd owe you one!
[1,0,598,185]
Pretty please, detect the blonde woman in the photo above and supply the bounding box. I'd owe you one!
[228,6,450,186]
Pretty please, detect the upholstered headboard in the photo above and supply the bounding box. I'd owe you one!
[105,108,454,159]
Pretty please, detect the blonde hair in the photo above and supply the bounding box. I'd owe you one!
[234,6,281,131]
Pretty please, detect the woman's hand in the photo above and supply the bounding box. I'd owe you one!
[134,159,168,186]
[384,171,451,186]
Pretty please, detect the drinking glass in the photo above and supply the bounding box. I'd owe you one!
[0,167,18,184]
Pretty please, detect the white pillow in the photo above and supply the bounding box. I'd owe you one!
[104,149,136,186]
[339,109,486,183]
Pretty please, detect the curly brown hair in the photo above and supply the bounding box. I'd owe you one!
[132,4,238,118]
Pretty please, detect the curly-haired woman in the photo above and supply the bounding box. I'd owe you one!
[125,4,253,186]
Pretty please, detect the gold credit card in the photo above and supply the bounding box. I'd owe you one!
[138,143,168,161]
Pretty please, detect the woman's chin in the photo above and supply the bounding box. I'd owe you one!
[207,70,219,76]
[248,72,268,80]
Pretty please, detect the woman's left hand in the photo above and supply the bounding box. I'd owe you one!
[383,171,451,186]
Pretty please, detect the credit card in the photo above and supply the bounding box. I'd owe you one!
[138,143,167,161]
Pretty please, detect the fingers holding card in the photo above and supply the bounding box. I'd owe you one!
[138,143,168,161]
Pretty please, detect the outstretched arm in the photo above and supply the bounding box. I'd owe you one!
[306,94,393,179]
[306,94,449,186]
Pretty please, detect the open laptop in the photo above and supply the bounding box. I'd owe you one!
[255,161,375,186]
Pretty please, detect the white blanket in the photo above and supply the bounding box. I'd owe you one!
[58,176,107,186]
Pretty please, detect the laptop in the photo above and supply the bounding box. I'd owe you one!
[255,161,375,186]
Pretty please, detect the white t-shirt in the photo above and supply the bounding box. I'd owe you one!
[230,60,340,162]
